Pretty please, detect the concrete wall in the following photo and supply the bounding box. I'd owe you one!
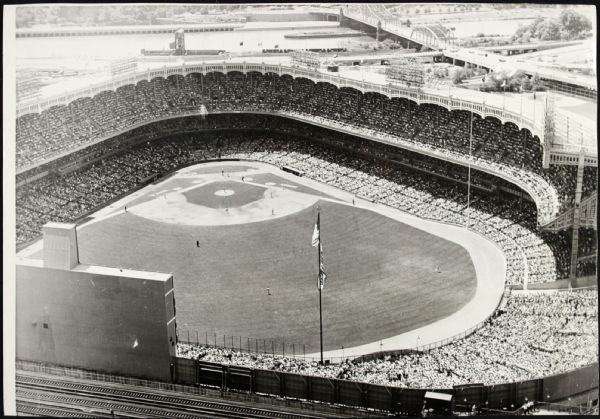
[16,263,176,381]
[543,363,599,402]
[512,275,597,290]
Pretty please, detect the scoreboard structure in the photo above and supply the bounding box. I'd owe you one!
[385,56,429,88]
[291,51,322,70]
[16,223,177,381]
[110,57,138,77]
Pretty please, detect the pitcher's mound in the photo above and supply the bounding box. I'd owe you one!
[215,189,235,197]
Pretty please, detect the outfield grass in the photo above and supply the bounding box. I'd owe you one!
[77,197,477,353]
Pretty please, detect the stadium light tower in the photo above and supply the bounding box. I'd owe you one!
[466,110,473,230]
[174,29,185,55]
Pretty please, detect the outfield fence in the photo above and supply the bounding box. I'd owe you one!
[176,329,312,360]
[176,311,503,364]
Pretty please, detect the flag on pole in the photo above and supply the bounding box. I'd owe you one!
[319,243,327,290]
[311,213,320,247]
[319,270,327,290]
[501,79,507,88]
[312,212,327,290]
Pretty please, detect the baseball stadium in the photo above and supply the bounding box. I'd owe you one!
[9,3,599,417]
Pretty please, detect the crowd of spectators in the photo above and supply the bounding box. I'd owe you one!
[17,121,595,285]
[578,228,597,258]
[16,139,194,244]
[582,166,598,201]
[576,226,597,278]
[16,124,597,387]
[577,259,597,277]
[17,71,592,224]
[177,289,598,388]
[14,68,598,398]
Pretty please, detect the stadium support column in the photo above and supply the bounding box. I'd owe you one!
[568,151,586,287]
[542,95,555,169]
[466,111,473,230]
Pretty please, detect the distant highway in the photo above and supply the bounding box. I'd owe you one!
[443,48,597,90]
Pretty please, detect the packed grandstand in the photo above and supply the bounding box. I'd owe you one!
[15,70,598,392]
[16,72,598,223]
[180,289,597,388]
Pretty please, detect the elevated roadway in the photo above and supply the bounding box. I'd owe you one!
[478,40,585,54]
[343,5,597,96]
[343,4,453,50]
[443,47,597,91]
[325,50,441,65]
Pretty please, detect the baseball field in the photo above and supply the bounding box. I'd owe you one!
[73,162,482,355]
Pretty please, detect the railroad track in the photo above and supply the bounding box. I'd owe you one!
[16,374,335,418]
[16,399,112,417]
[18,388,217,418]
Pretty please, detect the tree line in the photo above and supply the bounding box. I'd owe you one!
[512,9,592,43]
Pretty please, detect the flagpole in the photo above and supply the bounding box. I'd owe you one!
[317,209,324,365]
[319,276,323,365]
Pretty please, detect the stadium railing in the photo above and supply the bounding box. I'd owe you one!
[176,330,310,359]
